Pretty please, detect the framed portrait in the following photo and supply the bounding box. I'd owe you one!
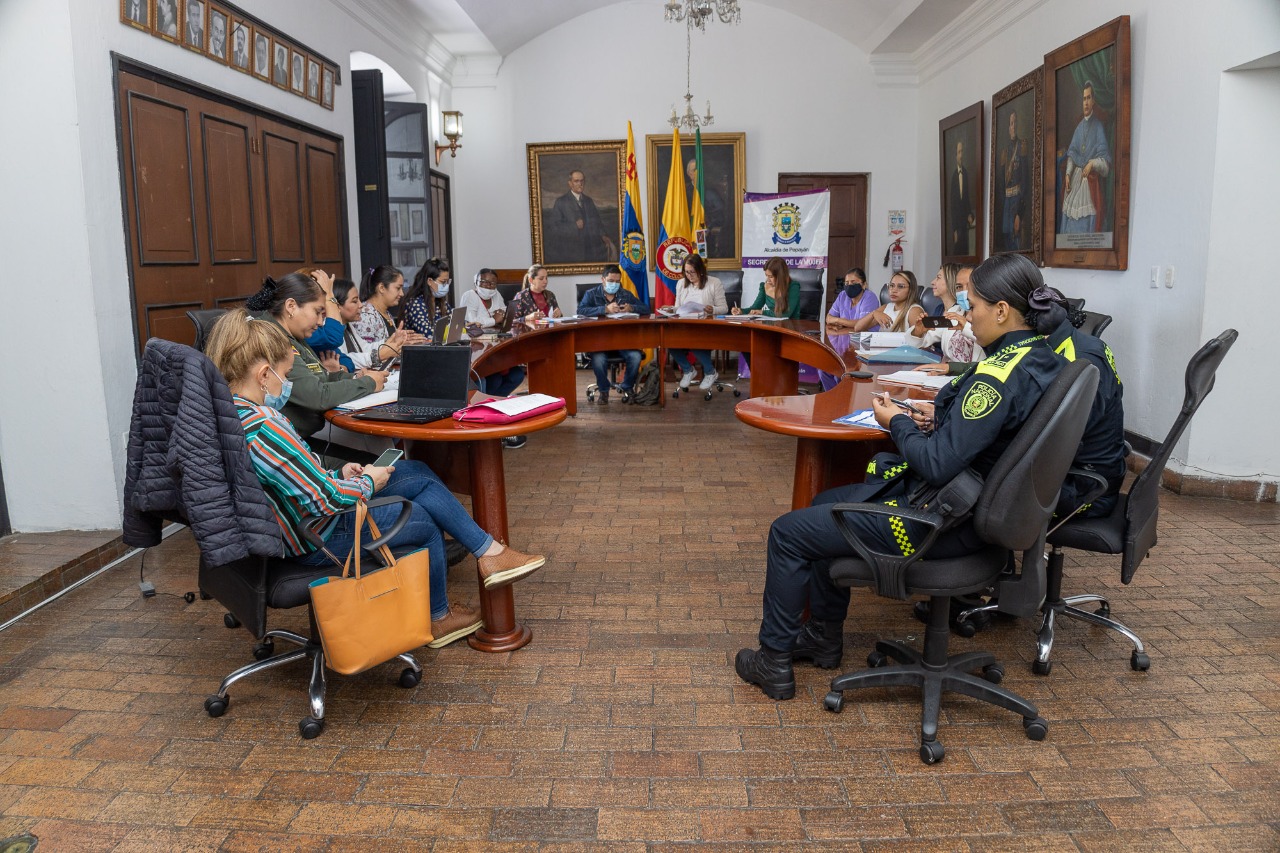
[306,58,322,103]
[290,49,306,95]
[411,209,424,236]
[644,132,745,272]
[121,0,150,31]
[526,140,626,275]
[939,102,984,266]
[182,0,206,53]
[229,19,250,72]
[206,6,228,63]
[251,28,270,80]
[989,67,1043,263]
[152,0,179,42]
[389,210,399,242]
[271,40,289,89]
[1042,16,1131,270]
[321,66,335,110]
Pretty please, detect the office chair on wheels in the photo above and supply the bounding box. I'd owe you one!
[1001,329,1235,675]
[822,360,1099,764]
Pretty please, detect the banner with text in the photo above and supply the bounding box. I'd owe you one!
[740,188,830,269]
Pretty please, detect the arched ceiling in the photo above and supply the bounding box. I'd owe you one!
[401,0,981,60]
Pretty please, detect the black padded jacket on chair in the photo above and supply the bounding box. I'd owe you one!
[123,338,282,566]
[823,359,1099,764]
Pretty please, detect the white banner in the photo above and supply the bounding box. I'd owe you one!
[741,189,831,269]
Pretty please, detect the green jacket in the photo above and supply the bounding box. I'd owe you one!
[251,312,375,436]
[742,280,801,319]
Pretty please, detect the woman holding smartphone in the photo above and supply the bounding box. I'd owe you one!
[205,310,547,648]
[850,271,926,333]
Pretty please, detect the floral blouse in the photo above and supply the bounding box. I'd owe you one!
[350,302,394,348]
[507,288,560,324]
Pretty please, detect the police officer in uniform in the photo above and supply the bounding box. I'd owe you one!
[1044,294,1126,518]
[736,253,1070,700]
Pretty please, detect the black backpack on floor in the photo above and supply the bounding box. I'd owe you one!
[629,362,661,406]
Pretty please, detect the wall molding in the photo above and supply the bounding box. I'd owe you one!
[330,0,457,83]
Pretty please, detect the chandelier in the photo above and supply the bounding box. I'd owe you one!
[663,0,741,32]
[665,1,739,131]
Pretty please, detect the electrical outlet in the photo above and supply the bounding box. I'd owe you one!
[1164,266,1175,288]
[1150,266,1160,289]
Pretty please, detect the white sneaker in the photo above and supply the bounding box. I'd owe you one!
[679,369,697,390]
[698,371,719,391]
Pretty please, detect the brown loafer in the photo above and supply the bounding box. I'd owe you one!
[478,546,546,589]
[428,604,483,648]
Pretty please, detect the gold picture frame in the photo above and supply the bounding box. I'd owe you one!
[121,0,150,31]
[644,131,745,271]
[989,67,1043,264]
[526,140,626,275]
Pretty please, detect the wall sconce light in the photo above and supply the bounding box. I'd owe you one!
[434,110,463,164]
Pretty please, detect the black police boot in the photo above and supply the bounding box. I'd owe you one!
[791,620,843,669]
[734,646,795,700]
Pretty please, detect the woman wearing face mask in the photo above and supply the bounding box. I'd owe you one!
[850,270,925,333]
[508,264,563,326]
[825,267,880,330]
[403,257,452,339]
[350,265,422,366]
[244,273,386,439]
[913,263,983,363]
[204,310,546,648]
[461,268,527,401]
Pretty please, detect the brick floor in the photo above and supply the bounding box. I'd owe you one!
[0,375,1276,849]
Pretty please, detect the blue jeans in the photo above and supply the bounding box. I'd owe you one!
[299,460,493,620]
[672,349,714,374]
[590,350,642,394]
[482,366,526,398]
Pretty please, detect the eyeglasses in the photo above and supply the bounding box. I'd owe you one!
[479,279,498,286]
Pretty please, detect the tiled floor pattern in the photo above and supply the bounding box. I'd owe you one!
[0,378,1276,850]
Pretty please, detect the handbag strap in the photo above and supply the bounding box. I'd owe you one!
[341,501,368,580]
[362,511,398,568]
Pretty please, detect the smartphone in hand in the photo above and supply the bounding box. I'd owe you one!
[371,447,404,468]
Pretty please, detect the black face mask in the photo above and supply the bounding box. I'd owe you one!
[843,282,864,299]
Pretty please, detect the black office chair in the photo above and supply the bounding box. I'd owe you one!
[790,269,825,320]
[823,360,1099,763]
[186,308,228,351]
[1026,329,1237,675]
[495,283,521,305]
[125,339,422,739]
[878,284,941,317]
[1076,310,1113,339]
[1066,297,1086,314]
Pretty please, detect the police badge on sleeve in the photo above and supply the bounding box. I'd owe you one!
[961,381,1002,420]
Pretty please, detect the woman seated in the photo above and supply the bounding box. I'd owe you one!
[300,267,355,372]
[244,273,385,439]
[508,264,563,325]
[672,254,728,391]
[403,257,452,338]
[731,257,800,319]
[459,268,508,329]
[204,309,547,647]
[734,253,1070,698]
[913,263,984,364]
[349,265,422,365]
[849,270,925,334]
[825,267,879,330]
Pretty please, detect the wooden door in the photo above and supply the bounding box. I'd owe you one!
[778,173,868,313]
[117,67,347,349]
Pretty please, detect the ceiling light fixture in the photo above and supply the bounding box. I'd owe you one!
[664,1,739,132]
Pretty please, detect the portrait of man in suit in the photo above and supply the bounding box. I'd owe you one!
[291,52,305,94]
[184,0,205,50]
[207,9,227,60]
[154,0,178,38]
[996,109,1030,251]
[253,32,270,77]
[231,22,250,70]
[546,170,614,264]
[307,59,321,101]
[273,43,289,87]
[685,157,727,258]
[123,0,148,28]
[322,68,334,108]
[948,140,974,255]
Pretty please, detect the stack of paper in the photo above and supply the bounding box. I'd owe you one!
[336,389,398,411]
[832,409,888,431]
[606,312,640,319]
[868,332,907,348]
[878,370,951,390]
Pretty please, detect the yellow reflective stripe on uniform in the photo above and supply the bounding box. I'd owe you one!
[884,499,915,557]
[1104,344,1122,384]
[867,460,877,476]
[974,345,1031,383]
[882,461,909,480]
[1054,336,1076,362]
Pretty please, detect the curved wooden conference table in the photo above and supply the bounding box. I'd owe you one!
[330,319,937,652]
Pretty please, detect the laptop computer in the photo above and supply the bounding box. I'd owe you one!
[433,307,469,345]
[352,344,471,424]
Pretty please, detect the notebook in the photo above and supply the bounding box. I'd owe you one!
[352,344,471,424]
[433,307,469,345]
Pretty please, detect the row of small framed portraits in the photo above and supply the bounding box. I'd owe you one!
[119,0,336,110]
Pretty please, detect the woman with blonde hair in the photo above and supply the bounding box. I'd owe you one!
[205,309,547,647]
[851,270,926,333]
[507,263,563,326]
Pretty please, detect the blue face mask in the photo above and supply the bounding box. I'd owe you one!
[434,281,451,297]
[603,280,621,295]
[264,366,293,409]
[955,289,971,312]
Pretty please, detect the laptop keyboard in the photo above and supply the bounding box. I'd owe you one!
[376,403,462,421]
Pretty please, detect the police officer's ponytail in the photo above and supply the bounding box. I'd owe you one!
[969,253,1066,335]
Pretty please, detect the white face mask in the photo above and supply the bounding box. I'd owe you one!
[476,286,497,299]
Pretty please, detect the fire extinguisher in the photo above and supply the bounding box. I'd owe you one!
[882,237,905,273]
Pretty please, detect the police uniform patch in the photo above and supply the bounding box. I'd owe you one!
[962,381,1002,420]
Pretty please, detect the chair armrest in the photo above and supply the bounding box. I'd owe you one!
[830,502,947,600]
[295,497,414,555]
[1047,467,1111,535]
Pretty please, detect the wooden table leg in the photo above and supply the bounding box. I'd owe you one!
[791,437,894,510]
[466,438,532,652]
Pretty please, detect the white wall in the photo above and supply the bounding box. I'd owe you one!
[912,0,1280,483]
[449,0,920,311]
[0,0,443,531]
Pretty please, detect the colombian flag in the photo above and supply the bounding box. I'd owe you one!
[689,129,707,257]
[654,127,693,311]
[618,122,648,303]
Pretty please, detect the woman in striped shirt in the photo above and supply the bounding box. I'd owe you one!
[206,309,546,648]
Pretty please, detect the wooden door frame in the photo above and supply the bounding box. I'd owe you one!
[111,53,350,352]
